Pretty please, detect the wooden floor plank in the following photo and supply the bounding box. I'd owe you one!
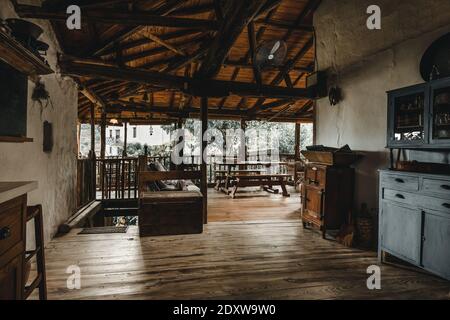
[35,189,450,300]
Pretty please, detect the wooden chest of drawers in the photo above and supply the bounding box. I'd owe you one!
[379,170,450,280]
[0,195,27,300]
[301,164,355,238]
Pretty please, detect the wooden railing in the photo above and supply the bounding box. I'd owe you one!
[96,157,139,200]
[76,158,96,208]
[89,153,297,201]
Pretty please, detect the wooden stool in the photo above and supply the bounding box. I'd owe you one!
[24,205,47,300]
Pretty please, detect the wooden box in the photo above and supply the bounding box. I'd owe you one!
[139,191,203,237]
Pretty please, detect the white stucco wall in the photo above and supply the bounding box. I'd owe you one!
[314,0,450,210]
[0,0,78,244]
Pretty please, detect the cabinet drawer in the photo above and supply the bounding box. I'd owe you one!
[383,189,419,207]
[381,174,419,192]
[422,178,450,199]
[0,197,25,257]
[420,195,450,215]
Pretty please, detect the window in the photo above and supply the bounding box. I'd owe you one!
[133,127,137,138]
[115,129,120,140]
[109,129,113,138]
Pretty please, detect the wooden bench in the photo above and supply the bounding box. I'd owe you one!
[214,169,265,191]
[138,170,204,237]
[229,174,292,198]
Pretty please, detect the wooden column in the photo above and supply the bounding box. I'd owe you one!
[240,118,247,167]
[294,122,301,191]
[177,118,184,170]
[200,96,208,224]
[90,103,95,156]
[100,109,106,159]
[123,122,128,157]
[294,122,301,160]
[89,103,96,200]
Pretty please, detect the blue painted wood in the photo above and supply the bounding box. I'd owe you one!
[422,211,450,280]
[379,170,450,280]
[387,77,450,149]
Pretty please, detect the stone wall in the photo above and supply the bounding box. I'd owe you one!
[0,0,78,245]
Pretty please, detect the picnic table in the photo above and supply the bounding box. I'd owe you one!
[213,162,291,197]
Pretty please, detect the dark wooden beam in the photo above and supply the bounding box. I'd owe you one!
[196,0,268,79]
[254,19,314,32]
[100,29,200,57]
[15,5,219,30]
[59,59,311,99]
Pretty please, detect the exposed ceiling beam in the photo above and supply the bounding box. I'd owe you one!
[195,0,268,79]
[59,59,311,99]
[15,4,219,30]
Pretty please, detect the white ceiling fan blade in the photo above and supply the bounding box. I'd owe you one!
[268,41,281,60]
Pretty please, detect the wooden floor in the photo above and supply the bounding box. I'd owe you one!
[208,187,301,222]
[39,189,450,300]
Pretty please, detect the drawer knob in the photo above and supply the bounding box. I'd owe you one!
[442,203,450,209]
[0,227,11,240]
[395,178,405,183]
[440,185,450,190]
[395,194,405,199]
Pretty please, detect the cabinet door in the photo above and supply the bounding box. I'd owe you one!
[380,201,422,265]
[387,84,429,148]
[422,211,450,280]
[303,186,324,221]
[0,256,23,300]
[429,78,450,147]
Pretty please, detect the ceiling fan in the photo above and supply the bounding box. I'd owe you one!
[255,40,287,69]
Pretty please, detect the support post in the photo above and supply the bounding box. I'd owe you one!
[90,103,95,156]
[295,122,301,161]
[200,96,208,224]
[240,118,247,168]
[100,108,106,159]
[123,122,128,157]
[89,103,96,200]
[177,118,185,170]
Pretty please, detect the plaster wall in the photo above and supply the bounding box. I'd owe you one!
[0,0,78,245]
[314,0,450,210]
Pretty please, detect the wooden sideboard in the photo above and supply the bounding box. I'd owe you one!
[0,181,37,300]
[379,170,450,280]
[301,164,355,238]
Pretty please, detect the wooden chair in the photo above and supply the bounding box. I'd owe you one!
[24,205,47,300]
[138,170,204,237]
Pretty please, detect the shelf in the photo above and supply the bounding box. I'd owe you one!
[0,136,33,143]
[0,28,52,76]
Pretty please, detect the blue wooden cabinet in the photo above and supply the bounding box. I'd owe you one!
[387,77,450,149]
[379,170,450,280]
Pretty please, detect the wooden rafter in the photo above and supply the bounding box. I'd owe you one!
[196,0,268,79]
[15,5,219,30]
[59,59,311,99]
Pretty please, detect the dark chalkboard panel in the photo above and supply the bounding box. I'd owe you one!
[0,61,28,137]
